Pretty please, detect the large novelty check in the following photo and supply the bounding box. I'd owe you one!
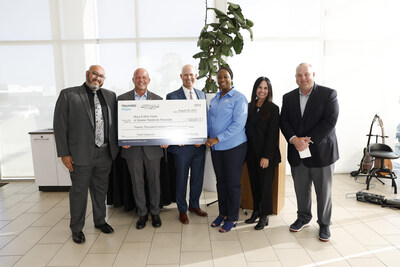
[118,100,207,146]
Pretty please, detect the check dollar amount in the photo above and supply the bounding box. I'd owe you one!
[118,100,207,146]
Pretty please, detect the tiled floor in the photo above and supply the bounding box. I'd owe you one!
[0,173,400,267]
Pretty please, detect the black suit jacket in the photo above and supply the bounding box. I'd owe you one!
[280,83,339,168]
[53,84,118,165]
[246,102,281,167]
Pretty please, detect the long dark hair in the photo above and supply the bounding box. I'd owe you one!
[248,76,273,121]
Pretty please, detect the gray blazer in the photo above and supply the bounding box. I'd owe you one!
[118,89,164,160]
[53,84,118,165]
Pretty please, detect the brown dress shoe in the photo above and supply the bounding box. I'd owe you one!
[188,207,208,217]
[179,212,189,224]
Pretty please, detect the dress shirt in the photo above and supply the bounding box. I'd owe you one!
[299,86,313,116]
[289,84,314,143]
[134,90,148,100]
[207,87,248,151]
[182,86,198,100]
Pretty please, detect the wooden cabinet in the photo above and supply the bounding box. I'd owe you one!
[241,131,287,214]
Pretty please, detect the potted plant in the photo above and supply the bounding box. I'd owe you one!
[193,1,254,93]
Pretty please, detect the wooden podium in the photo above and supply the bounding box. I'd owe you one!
[240,132,287,215]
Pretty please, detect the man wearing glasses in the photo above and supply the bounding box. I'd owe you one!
[54,65,118,244]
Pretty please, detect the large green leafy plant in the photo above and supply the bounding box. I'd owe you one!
[193,2,254,93]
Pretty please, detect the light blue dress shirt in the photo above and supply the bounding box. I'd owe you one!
[134,90,147,100]
[207,87,248,151]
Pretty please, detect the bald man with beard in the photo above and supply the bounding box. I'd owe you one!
[54,65,118,243]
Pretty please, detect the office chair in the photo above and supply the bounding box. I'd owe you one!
[366,143,399,194]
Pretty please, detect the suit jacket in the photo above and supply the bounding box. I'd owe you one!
[280,83,339,168]
[118,89,164,160]
[166,87,206,155]
[53,84,118,165]
[246,102,281,167]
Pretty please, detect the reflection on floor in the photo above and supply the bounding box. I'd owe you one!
[0,173,399,267]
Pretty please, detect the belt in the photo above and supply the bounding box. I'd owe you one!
[98,143,108,148]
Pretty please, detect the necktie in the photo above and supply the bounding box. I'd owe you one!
[94,91,104,147]
[189,90,193,100]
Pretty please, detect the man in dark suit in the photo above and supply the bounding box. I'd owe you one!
[54,65,118,244]
[118,68,165,229]
[166,64,208,224]
[280,63,339,242]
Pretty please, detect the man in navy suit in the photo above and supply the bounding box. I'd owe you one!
[280,63,339,242]
[166,64,208,224]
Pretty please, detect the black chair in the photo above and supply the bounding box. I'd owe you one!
[366,143,399,194]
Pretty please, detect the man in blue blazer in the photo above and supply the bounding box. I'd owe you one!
[280,63,339,242]
[166,64,207,224]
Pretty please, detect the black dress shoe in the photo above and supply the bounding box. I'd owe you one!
[72,231,85,244]
[136,215,148,229]
[95,222,114,234]
[151,214,162,228]
[245,211,259,224]
[254,215,268,230]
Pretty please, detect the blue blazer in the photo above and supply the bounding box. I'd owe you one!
[166,87,206,155]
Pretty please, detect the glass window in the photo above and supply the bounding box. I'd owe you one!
[138,0,205,38]
[99,43,138,95]
[97,0,136,39]
[0,0,52,40]
[139,41,200,97]
[0,45,56,177]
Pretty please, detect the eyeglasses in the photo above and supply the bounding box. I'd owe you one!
[90,71,106,79]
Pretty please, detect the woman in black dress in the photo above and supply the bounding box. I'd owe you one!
[245,76,281,230]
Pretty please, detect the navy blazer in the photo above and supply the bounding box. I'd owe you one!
[166,87,206,155]
[280,83,339,168]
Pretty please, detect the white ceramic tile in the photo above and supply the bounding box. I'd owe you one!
[0,213,43,236]
[113,242,151,267]
[238,229,278,262]
[31,206,69,227]
[0,226,51,255]
[47,233,99,266]
[211,240,247,267]
[180,251,213,267]
[274,248,314,267]
[89,225,129,254]
[147,233,181,265]
[13,243,62,267]
[181,223,211,252]
[80,253,116,267]
[38,218,71,244]
[0,255,21,267]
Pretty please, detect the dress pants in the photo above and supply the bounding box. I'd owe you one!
[69,146,112,233]
[126,148,161,216]
[291,162,334,226]
[246,150,275,216]
[174,151,205,212]
[211,142,247,221]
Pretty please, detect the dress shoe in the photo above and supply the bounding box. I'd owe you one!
[254,215,268,230]
[245,210,259,224]
[136,215,148,230]
[72,231,85,244]
[151,214,162,228]
[179,212,189,224]
[188,207,208,217]
[95,222,114,233]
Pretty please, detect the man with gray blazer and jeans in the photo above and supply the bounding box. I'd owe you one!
[118,68,166,229]
[54,65,118,244]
